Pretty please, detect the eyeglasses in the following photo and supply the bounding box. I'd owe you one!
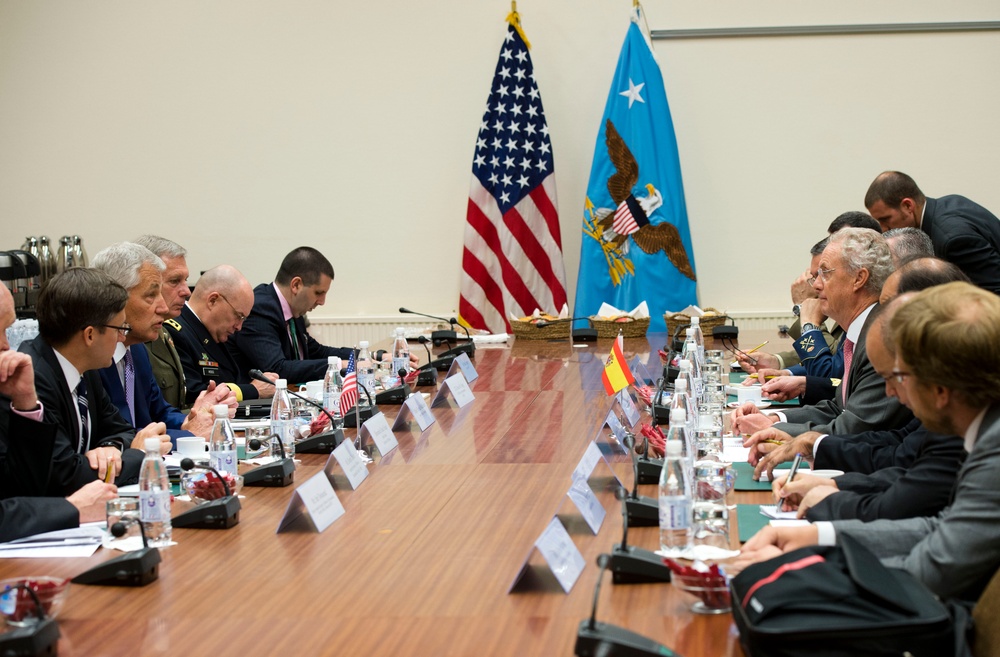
[101,323,132,337]
[217,293,247,323]
[816,267,837,282]
[890,369,912,384]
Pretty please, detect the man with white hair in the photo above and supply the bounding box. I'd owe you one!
[93,243,234,446]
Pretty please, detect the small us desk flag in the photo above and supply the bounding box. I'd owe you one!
[574,8,697,333]
[340,350,358,412]
[459,8,567,334]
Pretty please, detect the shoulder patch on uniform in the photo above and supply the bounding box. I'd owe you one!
[164,319,182,331]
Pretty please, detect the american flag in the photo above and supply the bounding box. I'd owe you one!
[459,14,567,334]
[340,350,358,412]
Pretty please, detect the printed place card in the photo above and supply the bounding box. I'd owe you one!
[391,393,436,432]
[630,355,655,386]
[534,517,586,593]
[572,441,603,482]
[327,439,370,490]
[276,471,345,533]
[431,372,476,408]
[617,388,640,428]
[359,412,398,456]
[566,478,606,534]
[451,352,479,384]
[604,409,628,453]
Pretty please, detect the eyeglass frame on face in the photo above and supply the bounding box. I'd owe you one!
[815,267,837,282]
[216,292,247,323]
[100,323,132,338]
[890,369,912,384]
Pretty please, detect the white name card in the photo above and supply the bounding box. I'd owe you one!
[276,471,345,533]
[630,355,654,386]
[431,372,476,408]
[604,409,627,453]
[446,352,479,384]
[617,388,640,428]
[572,441,603,482]
[391,393,436,432]
[534,517,586,593]
[359,412,398,456]
[327,438,370,490]
[566,478,606,535]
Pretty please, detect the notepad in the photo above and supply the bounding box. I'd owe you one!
[759,504,799,520]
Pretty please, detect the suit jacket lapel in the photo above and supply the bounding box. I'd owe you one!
[35,338,81,444]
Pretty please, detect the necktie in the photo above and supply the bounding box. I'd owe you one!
[841,338,855,405]
[288,319,302,360]
[76,378,90,453]
[123,347,136,423]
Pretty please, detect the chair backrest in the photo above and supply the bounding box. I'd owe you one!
[973,567,1000,656]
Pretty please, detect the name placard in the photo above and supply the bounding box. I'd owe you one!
[534,517,586,593]
[359,412,398,456]
[445,352,479,385]
[630,355,655,386]
[566,478,606,534]
[604,409,628,453]
[391,393,436,432]
[327,439,370,490]
[431,373,476,409]
[617,388,640,428]
[574,437,625,488]
[276,471,345,533]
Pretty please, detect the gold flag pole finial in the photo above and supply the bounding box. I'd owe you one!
[506,1,531,49]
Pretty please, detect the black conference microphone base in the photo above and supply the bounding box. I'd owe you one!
[636,457,665,485]
[295,427,345,453]
[341,405,377,428]
[575,620,679,657]
[416,369,437,386]
[375,386,409,405]
[72,547,161,587]
[609,544,673,584]
[624,495,659,527]
[438,342,475,359]
[0,617,59,655]
[172,495,241,530]
[572,328,598,342]
[431,329,458,346]
[243,457,295,487]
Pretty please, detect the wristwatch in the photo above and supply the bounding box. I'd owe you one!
[792,304,801,317]
[801,322,819,333]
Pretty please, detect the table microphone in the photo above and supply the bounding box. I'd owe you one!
[172,458,241,529]
[399,307,458,345]
[73,517,161,587]
[0,583,60,655]
[242,421,296,487]
[574,554,678,657]
[248,369,345,453]
[534,317,598,342]
[412,337,438,385]
[622,434,658,527]
[415,335,462,372]
[608,488,672,584]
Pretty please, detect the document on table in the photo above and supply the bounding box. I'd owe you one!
[0,524,105,558]
[759,504,799,520]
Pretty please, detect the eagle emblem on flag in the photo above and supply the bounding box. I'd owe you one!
[583,119,696,285]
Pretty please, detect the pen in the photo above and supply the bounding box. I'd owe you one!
[745,340,769,354]
[104,461,114,484]
[780,452,804,511]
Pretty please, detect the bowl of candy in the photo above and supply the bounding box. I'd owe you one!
[0,577,70,626]
[181,468,242,503]
[664,559,731,614]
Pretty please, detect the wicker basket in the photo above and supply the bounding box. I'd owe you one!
[591,316,651,339]
[510,319,570,340]
[663,308,729,335]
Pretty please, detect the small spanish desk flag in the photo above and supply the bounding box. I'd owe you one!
[602,333,635,396]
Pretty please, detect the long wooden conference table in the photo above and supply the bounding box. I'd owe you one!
[1,331,782,656]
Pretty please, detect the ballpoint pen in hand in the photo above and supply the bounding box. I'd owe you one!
[780,452,804,511]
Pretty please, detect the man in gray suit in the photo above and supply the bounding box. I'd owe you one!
[732,227,911,438]
[738,282,1000,602]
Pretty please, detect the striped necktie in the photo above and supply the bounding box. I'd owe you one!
[75,378,90,453]
[841,338,855,404]
[123,347,136,423]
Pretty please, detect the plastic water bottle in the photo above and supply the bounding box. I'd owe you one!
[270,378,295,458]
[658,436,692,551]
[683,329,704,400]
[670,378,698,441]
[323,356,343,422]
[209,404,237,477]
[138,437,172,547]
[690,316,706,366]
[392,328,409,381]
[356,341,376,405]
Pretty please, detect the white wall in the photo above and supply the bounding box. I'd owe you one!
[2,0,998,323]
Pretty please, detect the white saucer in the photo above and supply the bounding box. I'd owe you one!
[727,400,771,409]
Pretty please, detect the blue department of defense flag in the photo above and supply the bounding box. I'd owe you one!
[574,10,697,333]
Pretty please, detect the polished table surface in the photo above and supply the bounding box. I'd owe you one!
[1,330,786,656]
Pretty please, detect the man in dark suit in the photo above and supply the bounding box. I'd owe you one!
[228,247,354,384]
[865,170,1000,294]
[18,268,168,495]
[135,235,191,411]
[0,285,118,541]
[166,264,276,404]
[733,228,912,438]
[739,282,1000,602]
[93,242,235,445]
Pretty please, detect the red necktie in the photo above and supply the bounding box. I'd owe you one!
[841,338,855,404]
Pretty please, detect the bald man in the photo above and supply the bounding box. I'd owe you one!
[165,265,276,404]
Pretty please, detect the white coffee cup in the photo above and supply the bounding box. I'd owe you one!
[304,380,323,400]
[176,437,207,456]
[737,386,763,405]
